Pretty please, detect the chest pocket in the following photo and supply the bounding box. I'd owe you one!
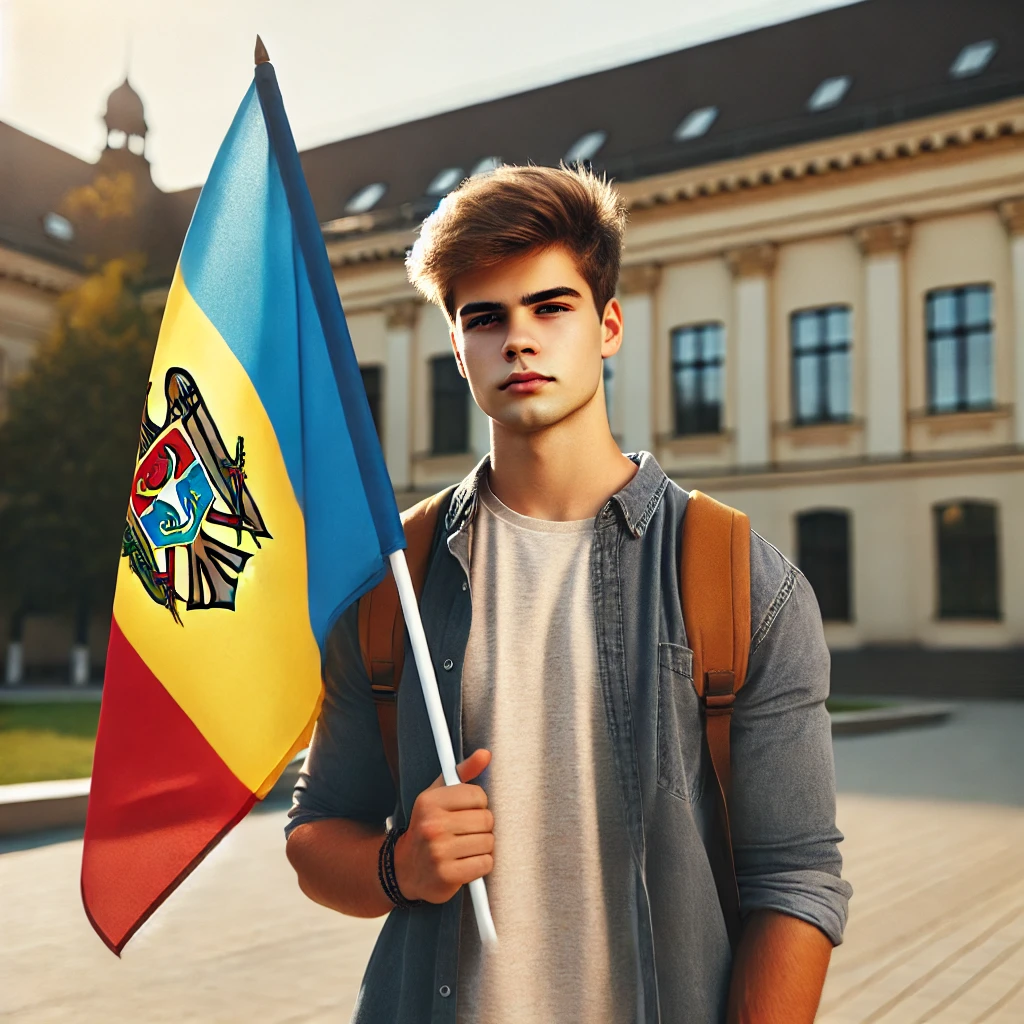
[657,642,705,804]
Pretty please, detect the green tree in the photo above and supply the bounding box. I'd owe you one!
[0,257,158,674]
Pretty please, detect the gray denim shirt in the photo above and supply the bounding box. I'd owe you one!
[287,451,852,1024]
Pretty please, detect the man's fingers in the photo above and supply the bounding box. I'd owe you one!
[428,748,492,790]
[458,748,491,782]
[450,808,494,836]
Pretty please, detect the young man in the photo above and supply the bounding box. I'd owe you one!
[285,166,852,1023]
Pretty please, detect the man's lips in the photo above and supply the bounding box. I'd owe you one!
[500,373,553,392]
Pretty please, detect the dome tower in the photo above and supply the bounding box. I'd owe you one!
[103,79,148,158]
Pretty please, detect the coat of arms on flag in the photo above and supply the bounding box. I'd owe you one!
[123,367,270,622]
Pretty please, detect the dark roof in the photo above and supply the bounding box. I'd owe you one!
[0,118,198,284]
[300,0,1024,234]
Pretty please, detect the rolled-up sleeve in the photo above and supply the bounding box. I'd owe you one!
[730,541,853,946]
[284,602,397,839]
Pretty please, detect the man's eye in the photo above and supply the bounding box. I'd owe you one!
[536,304,569,315]
[467,312,501,329]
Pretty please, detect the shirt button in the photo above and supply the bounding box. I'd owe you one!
[439,984,452,998]
[443,658,454,671]
[462,581,468,591]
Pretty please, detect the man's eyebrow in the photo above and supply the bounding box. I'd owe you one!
[458,301,504,319]
[520,286,581,306]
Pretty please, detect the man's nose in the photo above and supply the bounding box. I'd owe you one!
[503,314,539,361]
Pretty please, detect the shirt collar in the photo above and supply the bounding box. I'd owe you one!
[445,450,670,539]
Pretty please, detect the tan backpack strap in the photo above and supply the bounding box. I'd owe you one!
[358,487,453,787]
[681,489,751,947]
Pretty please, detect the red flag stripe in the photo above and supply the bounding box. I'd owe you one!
[82,619,256,954]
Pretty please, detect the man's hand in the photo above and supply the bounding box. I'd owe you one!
[394,748,495,904]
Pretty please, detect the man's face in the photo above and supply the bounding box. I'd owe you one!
[449,245,623,435]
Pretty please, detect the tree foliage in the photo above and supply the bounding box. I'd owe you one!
[0,258,158,625]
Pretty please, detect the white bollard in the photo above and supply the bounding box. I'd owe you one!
[5,641,23,686]
[70,645,90,687]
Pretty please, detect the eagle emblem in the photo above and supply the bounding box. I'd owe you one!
[123,368,270,622]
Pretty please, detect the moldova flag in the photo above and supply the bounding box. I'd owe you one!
[82,48,406,954]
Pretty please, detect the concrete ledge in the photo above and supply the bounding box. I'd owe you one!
[0,753,306,838]
[0,777,91,836]
[831,702,954,736]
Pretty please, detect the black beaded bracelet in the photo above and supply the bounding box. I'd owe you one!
[378,825,425,910]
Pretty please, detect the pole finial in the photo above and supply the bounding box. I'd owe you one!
[254,35,270,65]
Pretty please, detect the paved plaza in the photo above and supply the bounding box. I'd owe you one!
[1,700,1022,1023]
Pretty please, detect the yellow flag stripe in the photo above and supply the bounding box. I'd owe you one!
[114,269,322,794]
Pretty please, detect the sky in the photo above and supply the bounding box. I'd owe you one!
[0,0,861,193]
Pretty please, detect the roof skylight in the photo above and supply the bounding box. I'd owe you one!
[563,130,607,165]
[427,167,464,196]
[471,156,502,177]
[950,40,997,78]
[807,76,851,112]
[43,212,74,242]
[673,106,718,142]
[344,182,387,214]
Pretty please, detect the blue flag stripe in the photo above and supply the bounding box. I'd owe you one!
[176,81,394,649]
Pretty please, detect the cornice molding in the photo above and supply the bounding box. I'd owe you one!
[725,242,777,278]
[620,97,1024,215]
[0,246,82,295]
[854,219,911,256]
[618,262,662,294]
[998,197,1024,237]
[384,299,420,330]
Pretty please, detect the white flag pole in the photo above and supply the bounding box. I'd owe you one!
[387,549,498,949]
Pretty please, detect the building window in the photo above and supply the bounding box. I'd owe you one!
[926,285,993,413]
[797,510,852,621]
[431,355,469,455]
[671,323,724,436]
[791,306,851,425]
[934,501,1000,619]
[360,365,383,440]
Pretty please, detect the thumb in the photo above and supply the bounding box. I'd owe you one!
[430,748,491,789]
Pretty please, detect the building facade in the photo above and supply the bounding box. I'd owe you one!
[2,0,1022,687]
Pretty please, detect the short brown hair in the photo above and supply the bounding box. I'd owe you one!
[406,164,628,321]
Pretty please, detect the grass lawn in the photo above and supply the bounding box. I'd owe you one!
[0,702,100,785]
[825,699,891,714]
[0,696,892,787]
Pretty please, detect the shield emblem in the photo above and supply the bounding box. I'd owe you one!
[130,424,216,551]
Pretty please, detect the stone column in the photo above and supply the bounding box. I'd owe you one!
[383,301,417,491]
[855,220,910,459]
[999,198,1024,447]
[617,263,661,455]
[726,244,776,468]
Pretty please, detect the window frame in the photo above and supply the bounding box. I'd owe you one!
[925,284,994,415]
[934,500,1001,621]
[358,364,383,442]
[790,304,852,426]
[796,509,853,623]
[670,321,725,438]
[429,354,470,456]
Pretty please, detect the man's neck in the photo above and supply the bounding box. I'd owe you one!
[486,406,639,522]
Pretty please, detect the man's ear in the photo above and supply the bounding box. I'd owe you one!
[601,298,625,358]
[450,327,468,379]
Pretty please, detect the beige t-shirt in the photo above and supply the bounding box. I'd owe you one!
[456,476,636,1023]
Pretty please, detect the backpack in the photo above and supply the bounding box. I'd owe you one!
[357,486,750,944]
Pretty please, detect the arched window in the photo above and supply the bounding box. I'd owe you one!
[797,510,852,621]
[934,501,1000,619]
[431,355,469,455]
